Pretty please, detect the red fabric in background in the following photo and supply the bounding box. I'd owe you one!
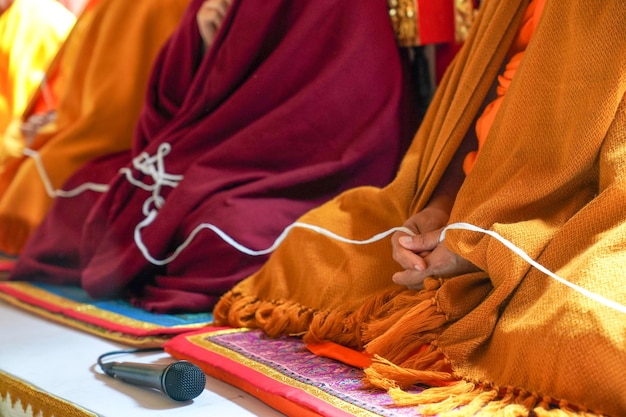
[12,0,419,313]
[417,0,456,45]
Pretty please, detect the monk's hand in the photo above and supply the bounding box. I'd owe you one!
[197,0,232,53]
[391,207,478,290]
[392,236,479,290]
[391,206,449,284]
[21,111,56,143]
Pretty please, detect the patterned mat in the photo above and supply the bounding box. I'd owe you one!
[165,327,426,417]
[0,281,213,347]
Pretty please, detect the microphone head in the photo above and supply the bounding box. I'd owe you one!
[161,361,206,401]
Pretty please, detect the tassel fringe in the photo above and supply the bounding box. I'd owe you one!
[388,380,475,405]
[365,355,456,390]
[215,283,607,417]
[363,280,447,365]
[214,292,318,338]
[438,388,500,416]
[373,381,608,417]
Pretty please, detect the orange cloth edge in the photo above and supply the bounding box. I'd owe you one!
[305,341,373,369]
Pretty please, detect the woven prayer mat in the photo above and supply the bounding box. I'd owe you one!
[165,327,426,417]
[0,281,213,347]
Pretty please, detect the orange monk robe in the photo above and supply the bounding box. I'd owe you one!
[215,0,626,414]
[0,0,74,139]
[0,0,189,255]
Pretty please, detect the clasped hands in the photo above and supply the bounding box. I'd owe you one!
[391,202,479,290]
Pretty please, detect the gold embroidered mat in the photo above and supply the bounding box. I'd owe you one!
[165,327,428,417]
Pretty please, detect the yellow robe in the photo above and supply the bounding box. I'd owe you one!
[0,0,189,255]
[0,0,74,138]
[215,0,626,414]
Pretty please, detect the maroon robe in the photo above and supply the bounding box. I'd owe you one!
[11,0,418,312]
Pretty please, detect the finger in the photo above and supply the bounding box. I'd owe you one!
[200,0,230,18]
[429,247,479,279]
[28,115,46,123]
[397,228,443,252]
[197,12,223,49]
[392,246,450,289]
[392,270,426,290]
[197,1,228,29]
[391,232,427,271]
[197,8,222,29]
[198,0,232,42]
[20,125,34,137]
[392,246,427,271]
[417,244,481,280]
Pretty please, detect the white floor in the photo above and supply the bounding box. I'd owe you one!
[0,300,286,417]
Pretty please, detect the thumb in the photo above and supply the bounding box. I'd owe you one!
[398,228,443,252]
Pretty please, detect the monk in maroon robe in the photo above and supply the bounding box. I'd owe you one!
[11,0,419,313]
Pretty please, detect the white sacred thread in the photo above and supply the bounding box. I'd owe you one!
[136,217,626,315]
[134,212,416,266]
[22,141,626,315]
[440,222,626,315]
[23,148,110,197]
[118,142,183,215]
[22,75,112,196]
[25,74,56,148]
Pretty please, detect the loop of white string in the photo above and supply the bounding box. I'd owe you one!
[119,143,183,215]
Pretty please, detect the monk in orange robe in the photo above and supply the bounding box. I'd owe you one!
[0,0,188,255]
[214,0,626,415]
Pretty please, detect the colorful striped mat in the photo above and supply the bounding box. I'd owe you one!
[0,281,213,346]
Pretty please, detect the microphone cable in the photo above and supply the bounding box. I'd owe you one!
[97,347,166,371]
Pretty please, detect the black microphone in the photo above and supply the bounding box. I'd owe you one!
[100,359,206,401]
